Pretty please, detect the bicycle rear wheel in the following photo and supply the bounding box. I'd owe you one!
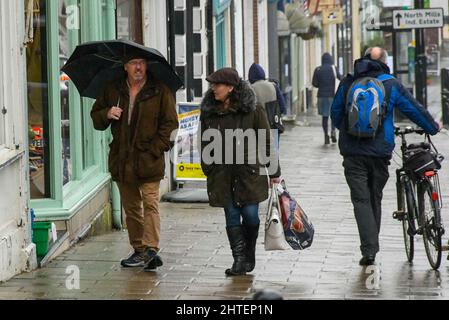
[401,177,415,263]
[418,179,442,270]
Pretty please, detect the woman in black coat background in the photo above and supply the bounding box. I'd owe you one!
[312,53,342,145]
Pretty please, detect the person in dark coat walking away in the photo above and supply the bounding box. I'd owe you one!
[313,53,342,144]
[331,47,440,266]
[248,63,286,115]
[91,52,179,271]
[248,63,286,148]
[200,68,280,276]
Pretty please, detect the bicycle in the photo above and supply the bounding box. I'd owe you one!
[392,126,445,270]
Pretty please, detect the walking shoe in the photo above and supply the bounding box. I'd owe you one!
[324,135,330,145]
[359,255,376,266]
[120,251,149,268]
[146,248,159,261]
[331,134,337,143]
[143,255,163,272]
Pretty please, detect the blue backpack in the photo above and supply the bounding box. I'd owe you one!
[345,74,394,138]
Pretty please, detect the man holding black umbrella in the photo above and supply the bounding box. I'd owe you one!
[91,52,179,271]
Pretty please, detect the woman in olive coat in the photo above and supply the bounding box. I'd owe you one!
[200,68,280,276]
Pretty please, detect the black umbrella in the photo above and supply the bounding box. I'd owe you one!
[61,39,183,99]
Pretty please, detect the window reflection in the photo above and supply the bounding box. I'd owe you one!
[27,0,50,199]
[59,0,72,185]
[117,0,143,44]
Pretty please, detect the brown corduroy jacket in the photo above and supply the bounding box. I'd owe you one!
[91,78,179,184]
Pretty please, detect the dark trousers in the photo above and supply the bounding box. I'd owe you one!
[343,156,390,257]
[322,117,336,136]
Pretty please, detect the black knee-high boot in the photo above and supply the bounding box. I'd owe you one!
[243,224,259,272]
[225,226,247,276]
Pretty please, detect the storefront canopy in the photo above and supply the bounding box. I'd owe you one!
[277,10,291,36]
[285,2,321,40]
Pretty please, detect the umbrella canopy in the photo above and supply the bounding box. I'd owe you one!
[61,39,183,99]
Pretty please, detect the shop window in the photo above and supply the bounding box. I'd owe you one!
[116,0,143,44]
[27,0,51,199]
[59,0,76,185]
[215,15,226,69]
[81,101,94,169]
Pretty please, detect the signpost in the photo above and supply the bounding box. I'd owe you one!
[162,103,209,204]
[174,103,206,182]
[391,6,444,109]
[392,8,444,30]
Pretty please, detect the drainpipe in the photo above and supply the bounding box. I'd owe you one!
[111,182,122,230]
[253,0,259,63]
[267,1,279,79]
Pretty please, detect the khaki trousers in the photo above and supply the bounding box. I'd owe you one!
[118,181,161,252]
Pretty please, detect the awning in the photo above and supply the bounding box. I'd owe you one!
[285,3,321,40]
[277,10,291,36]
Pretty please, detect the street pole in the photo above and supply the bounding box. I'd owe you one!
[267,1,279,79]
[185,1,194,102]
[351,0,361,61]
[414,0,427,108]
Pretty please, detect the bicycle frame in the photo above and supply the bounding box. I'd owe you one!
[393,126,445,269]
[394,128,440,233]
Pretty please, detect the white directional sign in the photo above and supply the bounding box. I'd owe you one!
[393,8,444,30]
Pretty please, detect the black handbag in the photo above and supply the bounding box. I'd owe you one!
[265,100,285,134]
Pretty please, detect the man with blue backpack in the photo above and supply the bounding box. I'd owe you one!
[331,47,440,266]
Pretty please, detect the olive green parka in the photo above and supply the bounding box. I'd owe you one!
[200,80,280,208]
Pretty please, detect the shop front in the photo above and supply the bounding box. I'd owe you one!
[26,0,116,255]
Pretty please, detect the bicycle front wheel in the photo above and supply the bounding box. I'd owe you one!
[401,177,415,263]
[418,179,442,270]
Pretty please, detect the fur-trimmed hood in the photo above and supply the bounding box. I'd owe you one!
[200,80,256,119]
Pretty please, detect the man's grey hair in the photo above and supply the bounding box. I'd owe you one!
[365,47,388,64]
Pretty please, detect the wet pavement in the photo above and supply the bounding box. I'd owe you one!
[1,112,449,300]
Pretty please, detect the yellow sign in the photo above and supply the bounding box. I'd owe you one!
[322,8,343,25]
[175,103,206,181]
[179,109,201,122]
[176,163,206,180]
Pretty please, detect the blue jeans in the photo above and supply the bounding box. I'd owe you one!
[224,202,260,227]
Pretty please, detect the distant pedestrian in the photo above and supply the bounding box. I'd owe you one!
[312,53,342,145]
[331,47,440,266]
[248,63,286,147]
[200,68,280,276]
[91,52,179,271]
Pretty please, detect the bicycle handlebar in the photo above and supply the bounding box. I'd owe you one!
[394,126,443,164]
[394,126,426,136]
